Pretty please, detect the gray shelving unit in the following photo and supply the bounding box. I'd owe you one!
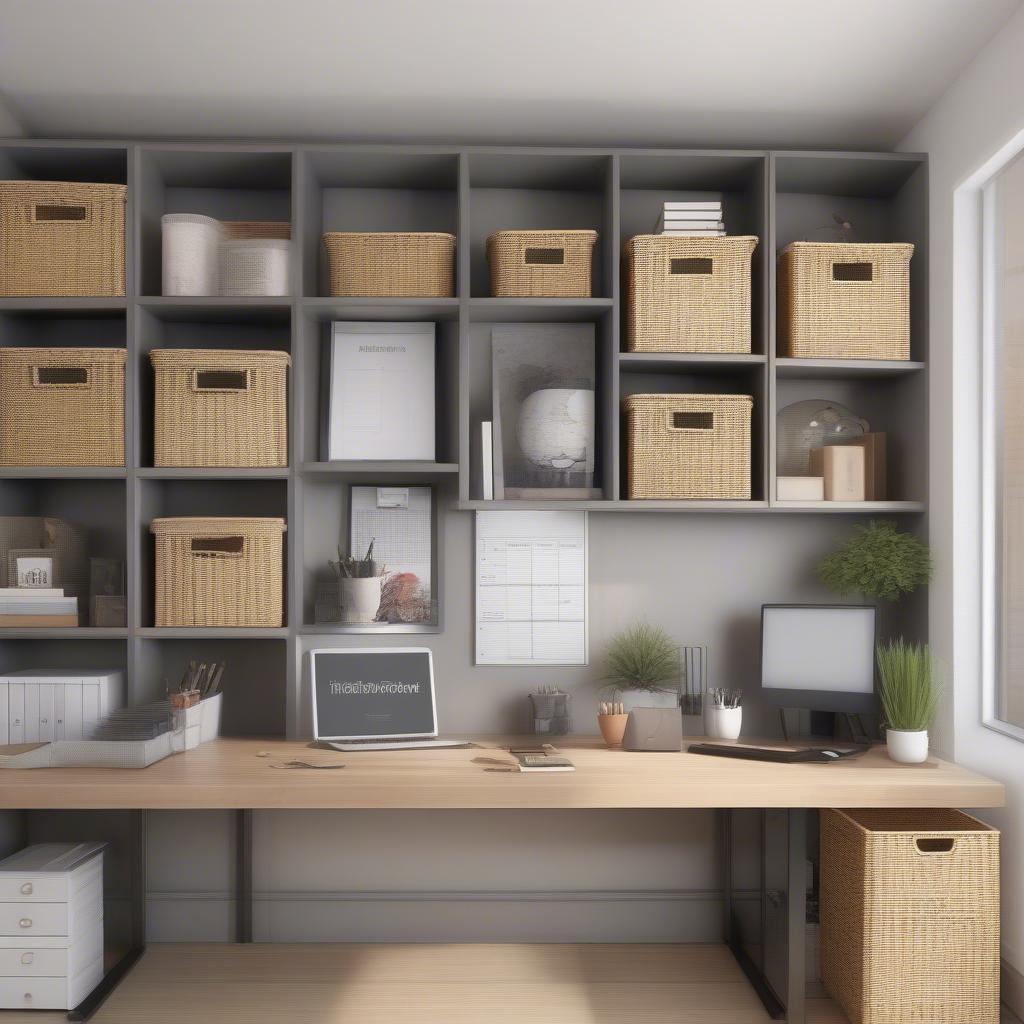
[0,139,928,737]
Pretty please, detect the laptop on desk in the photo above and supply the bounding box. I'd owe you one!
[310,648,469,751]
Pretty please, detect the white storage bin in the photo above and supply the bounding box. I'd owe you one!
[219,238,289,296]
[161,213,223,296]
[171,692,222,752]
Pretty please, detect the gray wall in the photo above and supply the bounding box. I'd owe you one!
[151,509,891,942]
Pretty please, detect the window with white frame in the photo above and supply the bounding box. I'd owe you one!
[986,147,1024,733]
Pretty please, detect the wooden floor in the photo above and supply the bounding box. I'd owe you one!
[0,942,856,1024]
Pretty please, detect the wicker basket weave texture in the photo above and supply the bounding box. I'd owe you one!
[151,349,291,468]
[624,235,758,353]
[820,808,999,1024]
[487,230,598,298]
[778,242,913,359]
[623,393,752,499]
[151,517,286,627]
[323,232,455,297]
[222,221,291,240]
[0,181,126,297]
[0,348,126,466]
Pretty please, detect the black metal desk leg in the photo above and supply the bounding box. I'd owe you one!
[67,810,147,1022]
[786,809,807,1024]
[236,809,253,942]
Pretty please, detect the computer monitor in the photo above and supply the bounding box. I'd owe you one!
[310,647,438,741]
[759,604,877,714]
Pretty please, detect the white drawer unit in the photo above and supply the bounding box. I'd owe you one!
[0,843,105,1010]
[0,670,124,743]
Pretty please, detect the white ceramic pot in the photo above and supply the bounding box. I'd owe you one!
[886,728,929,764]
[516,388,595,472]
[705,705,742,740]
[339,576,382,624]
[622,689,680,712]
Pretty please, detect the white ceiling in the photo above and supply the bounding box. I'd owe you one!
[0,0,1020,148]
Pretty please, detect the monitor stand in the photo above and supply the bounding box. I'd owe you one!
[778,708,872,745]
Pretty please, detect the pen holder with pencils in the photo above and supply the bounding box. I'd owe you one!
[171,692,223,752]
[530,689,571,736]
[704,689,743,740]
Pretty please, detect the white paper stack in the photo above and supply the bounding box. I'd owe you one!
[0,588,78,626]
[656,200,725,237]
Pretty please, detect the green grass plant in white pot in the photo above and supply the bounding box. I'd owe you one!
[601,623,681,711]
[876,638,940,763]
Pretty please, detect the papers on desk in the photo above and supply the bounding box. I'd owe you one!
[0,736,173,769]
[475,511,587,666]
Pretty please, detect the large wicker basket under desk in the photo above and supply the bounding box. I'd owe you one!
[487,230,597,297]
[0,348,126,466]
[150,349,291,467]
[322,232,455,297]
[151,517,286,627]
[623,393,752,499]
[624,235,758,353]
[0,181,126,296]
[820,808,999,1024]
[778,241,913,359]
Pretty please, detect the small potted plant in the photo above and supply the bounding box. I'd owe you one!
[596,623,680,746]
[876,638,940,763]
[330,540,387,624]
[818,520,932,601]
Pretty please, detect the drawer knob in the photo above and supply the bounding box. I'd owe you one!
[18,918,32,929]
[19,882,32,895]
[23,992,31,1002]
[20,952,33,965]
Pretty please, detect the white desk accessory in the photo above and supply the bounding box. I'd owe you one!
[0,670,124,744]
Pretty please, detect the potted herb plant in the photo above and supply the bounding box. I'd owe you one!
[818,520,932,601]
[330,540,387,624]
[876,638,940,763]
[601,623,680,707]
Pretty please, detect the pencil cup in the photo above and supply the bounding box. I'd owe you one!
[704,705,742,740]
[598,713,629,748]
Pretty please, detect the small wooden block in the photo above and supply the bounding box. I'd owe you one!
[776,476,825,501]
[809,446,865,501]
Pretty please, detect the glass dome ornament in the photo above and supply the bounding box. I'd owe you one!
[776,399,870,476]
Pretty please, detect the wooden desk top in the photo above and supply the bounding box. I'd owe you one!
[0,737,1005,810]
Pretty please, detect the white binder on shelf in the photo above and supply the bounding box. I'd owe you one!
[321,321,436,461]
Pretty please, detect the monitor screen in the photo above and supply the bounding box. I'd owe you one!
[760,605,876,713]
[311,648,437,739]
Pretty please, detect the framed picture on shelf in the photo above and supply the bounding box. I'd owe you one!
[491,323,598,499]
[320,321,436,462]
[8,549,56,589]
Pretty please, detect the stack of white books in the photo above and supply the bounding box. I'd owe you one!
[0,588,79,627]
[656,201,725,236]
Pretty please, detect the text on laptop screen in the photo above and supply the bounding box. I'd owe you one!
[312,649,436,739]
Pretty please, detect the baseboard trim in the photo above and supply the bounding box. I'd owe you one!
[1004,958,1024,1020]
[147,887,735,904]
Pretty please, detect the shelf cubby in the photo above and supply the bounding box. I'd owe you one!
[619,364,768,502]
[299,475,445,633]
[137,146,293,296]
[135,478,288,630]
[0,637,127,673]
[468,152,613,299]
[133,302,292,469]
[134,636,286,735]
[0,142,127,187]
[299,148,460,297]
[295,304,458,467]
[464,308,616,501]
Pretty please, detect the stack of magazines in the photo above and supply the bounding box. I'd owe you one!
[656,200,725,237]
[0,588,78,626]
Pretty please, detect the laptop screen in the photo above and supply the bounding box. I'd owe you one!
[311,648,437,740]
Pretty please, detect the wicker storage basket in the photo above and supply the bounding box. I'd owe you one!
[151,517,286,627]
[821,808,999,1024]
[219,238,290,296]
[323,232,455,297]
[778,242,913,359]
[222,221,291,241]
[150,349,291,467]
[487,230,598,298]
[0,181,126,297]
[624,235,757,353]
[623,393,752,499]
[0,348,126,466]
